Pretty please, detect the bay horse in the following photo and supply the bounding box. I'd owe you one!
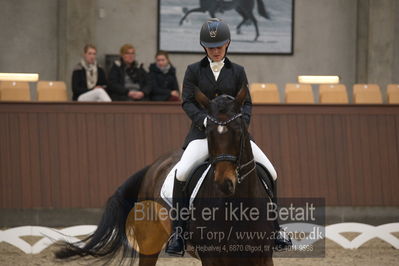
[179,0,271,41]
[55,87,274,266]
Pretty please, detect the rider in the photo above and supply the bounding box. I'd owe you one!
[165,18,292,256]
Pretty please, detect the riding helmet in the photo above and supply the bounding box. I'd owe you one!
[200,18,231,48]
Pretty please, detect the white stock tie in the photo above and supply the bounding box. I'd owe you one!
[210,61,224,72]
[209,59,225,81]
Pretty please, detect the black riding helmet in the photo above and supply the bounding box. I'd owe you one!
[200,18,231,48]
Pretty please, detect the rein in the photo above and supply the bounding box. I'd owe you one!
[207,113,256,183]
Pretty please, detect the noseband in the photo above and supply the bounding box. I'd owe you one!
[207,112,256,183]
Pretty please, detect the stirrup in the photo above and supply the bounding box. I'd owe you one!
[165,231,185,257]
[274,227,292,252]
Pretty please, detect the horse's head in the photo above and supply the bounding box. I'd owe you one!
[195,87,248,196]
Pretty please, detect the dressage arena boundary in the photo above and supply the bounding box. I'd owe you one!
[1,223,398,254]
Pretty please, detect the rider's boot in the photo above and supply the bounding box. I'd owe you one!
[272,181,292,251]
[274,222,292,251]
[165,174,188,256]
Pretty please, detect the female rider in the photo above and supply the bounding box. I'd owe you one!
[165,18,292,256]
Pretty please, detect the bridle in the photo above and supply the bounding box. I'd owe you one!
[207,112,256,184]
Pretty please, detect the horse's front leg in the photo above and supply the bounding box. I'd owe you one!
[179,7,206,25]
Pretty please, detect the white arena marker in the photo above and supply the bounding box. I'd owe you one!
[1,223,399,254]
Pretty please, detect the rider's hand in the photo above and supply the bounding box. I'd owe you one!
[170,90,179,97]
[128,91,144,100]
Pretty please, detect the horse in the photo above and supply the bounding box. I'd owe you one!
[179,0,271,41]
[55,87,275,266]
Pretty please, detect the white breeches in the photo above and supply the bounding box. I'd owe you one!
[168,138,277,182]
[77,88,112,102]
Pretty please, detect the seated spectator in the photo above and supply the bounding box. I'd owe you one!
[72,44,111,102]
[108,44,150,101]
[149,51,180,101]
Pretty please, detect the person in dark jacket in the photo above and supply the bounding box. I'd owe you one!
[108,44,150,101]
[72,44,111,102]
[164,18,292,256]
[149,51,180,101]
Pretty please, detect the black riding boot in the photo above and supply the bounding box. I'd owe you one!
[165,176,188,256]
[272,181,292,251]
[274,221,292,251]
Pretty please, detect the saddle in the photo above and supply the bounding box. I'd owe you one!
[160,162,275,208]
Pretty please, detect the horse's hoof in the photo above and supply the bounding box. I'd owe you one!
[236,29,241,35]
[182,7,188,14]
[254,36,259,42]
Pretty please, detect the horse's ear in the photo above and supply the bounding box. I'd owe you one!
[195,87,210,109]
[235,84,248,108]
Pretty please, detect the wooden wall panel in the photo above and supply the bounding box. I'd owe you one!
[0,102,399,208]
[250,105,399,206]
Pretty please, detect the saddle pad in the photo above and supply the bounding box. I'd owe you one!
[256,163,275,199]
[160,164,211,208]
[160,162,275,208]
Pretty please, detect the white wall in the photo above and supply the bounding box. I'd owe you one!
[367,0,397,90]
[95,0,358,94]
[0,0,58,80]
[95,0,158,70]
[0,0,396,96]
[228,0,357,92]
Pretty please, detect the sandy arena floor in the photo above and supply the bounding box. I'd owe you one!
[1,239,399,266]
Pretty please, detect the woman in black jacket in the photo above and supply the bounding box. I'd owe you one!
[149,51,180,101]
[164,18,292,256]
[108,44,150,101]
[72,44,111,102]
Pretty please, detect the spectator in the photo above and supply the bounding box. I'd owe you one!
[72,44,111,102]
[149,51,180,101]
[108,44,150,101]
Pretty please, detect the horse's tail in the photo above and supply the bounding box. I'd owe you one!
[54,166,150,261]
[256,0,270,19]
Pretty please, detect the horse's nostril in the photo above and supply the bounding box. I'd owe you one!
[218,179,235,196]
[227,180,234,194]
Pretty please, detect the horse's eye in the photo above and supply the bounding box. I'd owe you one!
[217,125,228,134]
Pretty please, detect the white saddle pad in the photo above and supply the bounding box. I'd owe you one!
[160,164,212,209]
[160,163,273,208]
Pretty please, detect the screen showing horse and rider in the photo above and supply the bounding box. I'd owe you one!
[158,0,294,54]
